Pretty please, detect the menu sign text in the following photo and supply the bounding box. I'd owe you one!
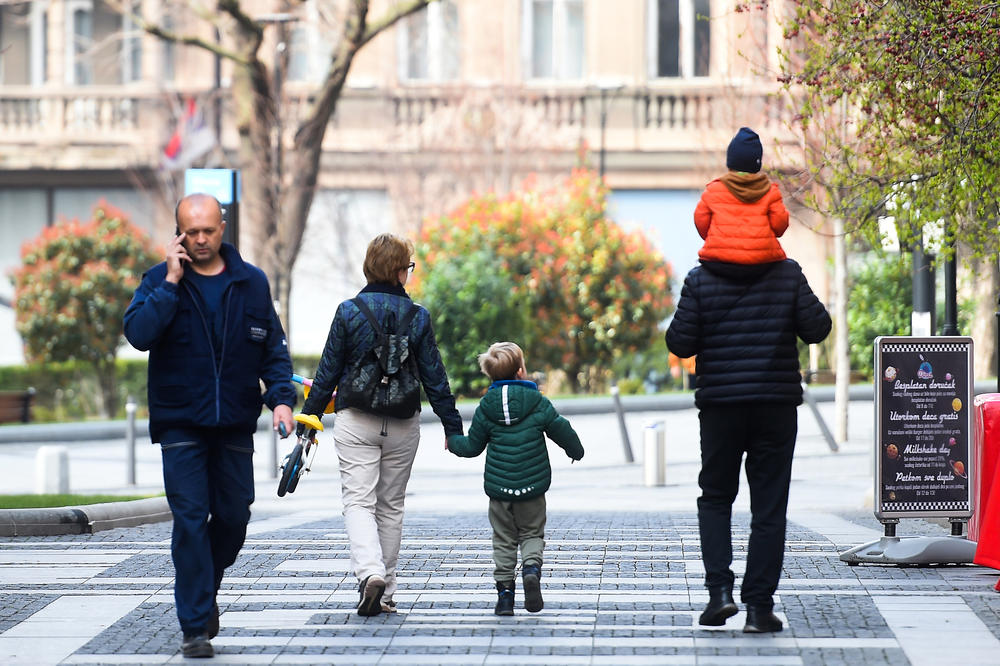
[875,337,973,519]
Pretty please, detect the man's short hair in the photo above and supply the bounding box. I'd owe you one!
[363,233,414,284]
[478,342,524,382]
[175,193,223,226]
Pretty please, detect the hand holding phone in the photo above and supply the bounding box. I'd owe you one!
[165,230,191,284]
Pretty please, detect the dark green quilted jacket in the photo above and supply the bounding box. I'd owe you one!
[448,380,584,501]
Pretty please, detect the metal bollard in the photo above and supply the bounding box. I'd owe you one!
[125,396,137,485]
[610,383,634,463]
[35,445,69,493]
[270,424,279,479]
[643,421,666,487]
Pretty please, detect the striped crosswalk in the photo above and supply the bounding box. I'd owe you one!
[1,511,998,664]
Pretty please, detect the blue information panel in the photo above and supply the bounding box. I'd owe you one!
[184,168,238,204]
[183,169,240,248]
[874,336,973,520]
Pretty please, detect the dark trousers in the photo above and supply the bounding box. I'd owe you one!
[697,404,797,609]
[160,427,255,634]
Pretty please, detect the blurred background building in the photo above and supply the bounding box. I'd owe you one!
[0,0,828,359]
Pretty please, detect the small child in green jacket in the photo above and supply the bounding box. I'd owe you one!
[447,342,584,615]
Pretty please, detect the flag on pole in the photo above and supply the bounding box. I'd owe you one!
[162,97,216,170]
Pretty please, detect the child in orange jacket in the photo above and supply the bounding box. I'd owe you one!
[695,127,789,265]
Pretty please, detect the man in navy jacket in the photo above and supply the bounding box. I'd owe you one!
[666,259,831,633]
[124,194,295,658]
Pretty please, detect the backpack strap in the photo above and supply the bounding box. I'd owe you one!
[352,297,419,335]
[398,303,420,333]
[351,297,383,334]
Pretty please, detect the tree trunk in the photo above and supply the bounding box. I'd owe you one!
[253,23,356,345]
[970,251,999,381]
[94,359,119,419]
[833,216,850,442]
[136,1,435,347]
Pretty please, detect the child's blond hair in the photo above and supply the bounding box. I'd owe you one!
[478,342,524,382]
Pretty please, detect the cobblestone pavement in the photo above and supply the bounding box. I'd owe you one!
[2,402,1000,664]
[2,509,999,665]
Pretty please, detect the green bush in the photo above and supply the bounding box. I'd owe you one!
[413,248,530,397]
[412,168,674,393]
[0,355,323,423]
[12,203,161,417]
[847,251,913,379]
[0,359,149,422]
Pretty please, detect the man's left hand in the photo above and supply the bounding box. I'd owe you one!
[273,404,293,438]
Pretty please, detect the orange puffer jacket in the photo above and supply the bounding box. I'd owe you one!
[695,172,789,264]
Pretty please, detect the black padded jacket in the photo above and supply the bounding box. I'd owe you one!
[664,259,832,408]
[301,282,463,437]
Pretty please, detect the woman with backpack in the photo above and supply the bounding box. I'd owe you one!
[298,233,464,616]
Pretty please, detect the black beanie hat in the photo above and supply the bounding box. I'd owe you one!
[726,127,763,173]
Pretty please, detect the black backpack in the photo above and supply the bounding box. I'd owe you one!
[337,297,422,421]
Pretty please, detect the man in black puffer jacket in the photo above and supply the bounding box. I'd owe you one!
[665,259,831,633]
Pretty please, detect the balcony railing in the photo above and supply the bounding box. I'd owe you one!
[0,82,798,170]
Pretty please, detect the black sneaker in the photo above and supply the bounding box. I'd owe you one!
[495,581,515,616]
[181,632,213,658]
[522,564,543,613]
[206,602,219,639]
[358,574,385,617]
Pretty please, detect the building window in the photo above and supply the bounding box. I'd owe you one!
[162,12,175,82]
[71,4,93,84]
[0,3,32,85]
[66,0,136,85]
[649,0,710,79]
[523,0,584,81]
[286,2,333,84]
[121,1,142,82]
[398,0,459,81]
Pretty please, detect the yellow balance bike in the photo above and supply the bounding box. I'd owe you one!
[277,413,323,497]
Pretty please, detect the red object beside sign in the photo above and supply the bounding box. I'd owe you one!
[972,393,1000,569]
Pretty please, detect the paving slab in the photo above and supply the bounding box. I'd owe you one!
[0,400,997,664]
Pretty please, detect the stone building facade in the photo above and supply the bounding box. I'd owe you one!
[0,0,829,359]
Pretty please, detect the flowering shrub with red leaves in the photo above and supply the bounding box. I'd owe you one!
[412,169,674,393]
[12,202,162,416]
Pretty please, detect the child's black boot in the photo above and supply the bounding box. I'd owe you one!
[522,563,543,612]
[494,581,515,616]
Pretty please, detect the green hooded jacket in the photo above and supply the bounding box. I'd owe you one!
[448,380,584,501]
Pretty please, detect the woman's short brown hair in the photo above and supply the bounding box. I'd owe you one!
[363,233,414,284]
[478,342,524,382]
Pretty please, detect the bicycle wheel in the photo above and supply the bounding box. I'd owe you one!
[277,443,304,497]
[286,446,305,494]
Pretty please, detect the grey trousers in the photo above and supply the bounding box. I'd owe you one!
[488,495,546,583]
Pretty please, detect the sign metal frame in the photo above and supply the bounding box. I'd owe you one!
[873,335,974,522]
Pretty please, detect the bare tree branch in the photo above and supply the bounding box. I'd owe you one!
[106,0,251,64]
[217,0,265,39]
[359,0,436,49]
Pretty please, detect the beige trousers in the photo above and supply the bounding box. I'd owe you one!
[333,408,421,599]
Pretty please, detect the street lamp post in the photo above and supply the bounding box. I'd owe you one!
[594,80,625,181]
[255,13,298,198]
[941,242,959,335]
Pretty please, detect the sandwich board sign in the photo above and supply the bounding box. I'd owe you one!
[840,336,977,565]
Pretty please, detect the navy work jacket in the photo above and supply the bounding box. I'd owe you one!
[123,243,296,441]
